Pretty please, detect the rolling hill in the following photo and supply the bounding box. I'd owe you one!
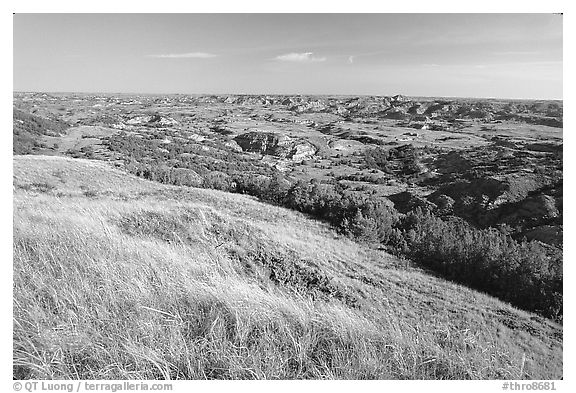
[13,155,562,379]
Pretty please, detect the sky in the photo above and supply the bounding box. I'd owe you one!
[13,13,563,99]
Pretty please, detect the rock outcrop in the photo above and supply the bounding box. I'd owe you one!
[234,131,317,161]
[125,114,177,127]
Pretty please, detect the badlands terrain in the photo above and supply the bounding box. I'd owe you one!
[13,92,563,379]
[14,93,563,254]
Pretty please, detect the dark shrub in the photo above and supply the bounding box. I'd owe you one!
[396,208,562,320]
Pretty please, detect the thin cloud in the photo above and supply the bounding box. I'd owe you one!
[147,52,218,59]
[274,52,326,63]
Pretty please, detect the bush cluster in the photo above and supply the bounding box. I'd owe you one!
[234,177,400,244]
[397,209,562,320]
[364,145,425,176]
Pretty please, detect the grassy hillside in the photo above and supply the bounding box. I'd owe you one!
[13,155,562,379]
[13,109,69,155]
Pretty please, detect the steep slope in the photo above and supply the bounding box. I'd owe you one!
[13,155,562,379]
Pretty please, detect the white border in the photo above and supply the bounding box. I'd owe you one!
[3,2,572,391]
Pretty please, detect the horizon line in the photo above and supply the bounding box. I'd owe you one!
[12,90,563,102]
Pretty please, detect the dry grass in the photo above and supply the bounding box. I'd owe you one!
[13,156,562,379]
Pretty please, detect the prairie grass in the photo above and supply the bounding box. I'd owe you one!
[13,156,562,379]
